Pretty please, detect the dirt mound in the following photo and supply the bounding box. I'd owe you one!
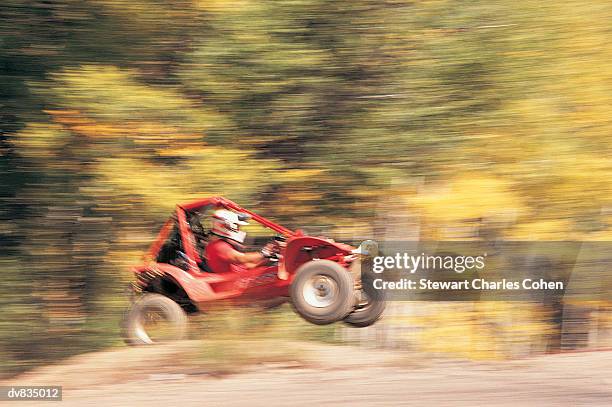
[4,343,611,406]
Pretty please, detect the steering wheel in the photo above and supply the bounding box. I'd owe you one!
[262,236,284,262]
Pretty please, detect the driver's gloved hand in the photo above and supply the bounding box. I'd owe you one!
[261,242,279,259]
[260,246,274,258]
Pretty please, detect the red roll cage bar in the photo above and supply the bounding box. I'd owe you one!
[180,196,295,237]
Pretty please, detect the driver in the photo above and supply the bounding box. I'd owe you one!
[205,209,276,273]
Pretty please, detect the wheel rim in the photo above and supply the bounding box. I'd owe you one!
[302,275,339,308]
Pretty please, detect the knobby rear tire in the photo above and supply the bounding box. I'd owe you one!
[123,293,188,345]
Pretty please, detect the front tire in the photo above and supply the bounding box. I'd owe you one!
[343,290,386,327]
[123,293,188,345]
[290,260,354,325]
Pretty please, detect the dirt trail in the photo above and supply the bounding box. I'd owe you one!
[4,343,612,406]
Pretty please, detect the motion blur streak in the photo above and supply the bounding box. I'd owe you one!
[0,1,611,405]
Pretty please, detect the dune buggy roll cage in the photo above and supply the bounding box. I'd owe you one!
[181,196,294,236]
[147,197,297,272]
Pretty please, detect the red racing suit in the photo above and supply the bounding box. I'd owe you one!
[205,239,247,273]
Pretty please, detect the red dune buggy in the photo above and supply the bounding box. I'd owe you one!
[123,197,385,344]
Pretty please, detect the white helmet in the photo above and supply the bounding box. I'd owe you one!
[211,209,250,243]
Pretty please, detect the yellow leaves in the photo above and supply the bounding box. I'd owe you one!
[47,110,125,140]
[584,226,612,242]
[156,146,209,157]
[194,0,254,13]
[11,123,71,159]
[51,109,207,148]
[273,169,325,182]
[415,302,552,360]
[275,189,320,214]
[508,219,576,240]
[19,64,307,220]
[37,65,240,159]
[412,175,525,224]
[94,147,281,214]
[48,65,218,136]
